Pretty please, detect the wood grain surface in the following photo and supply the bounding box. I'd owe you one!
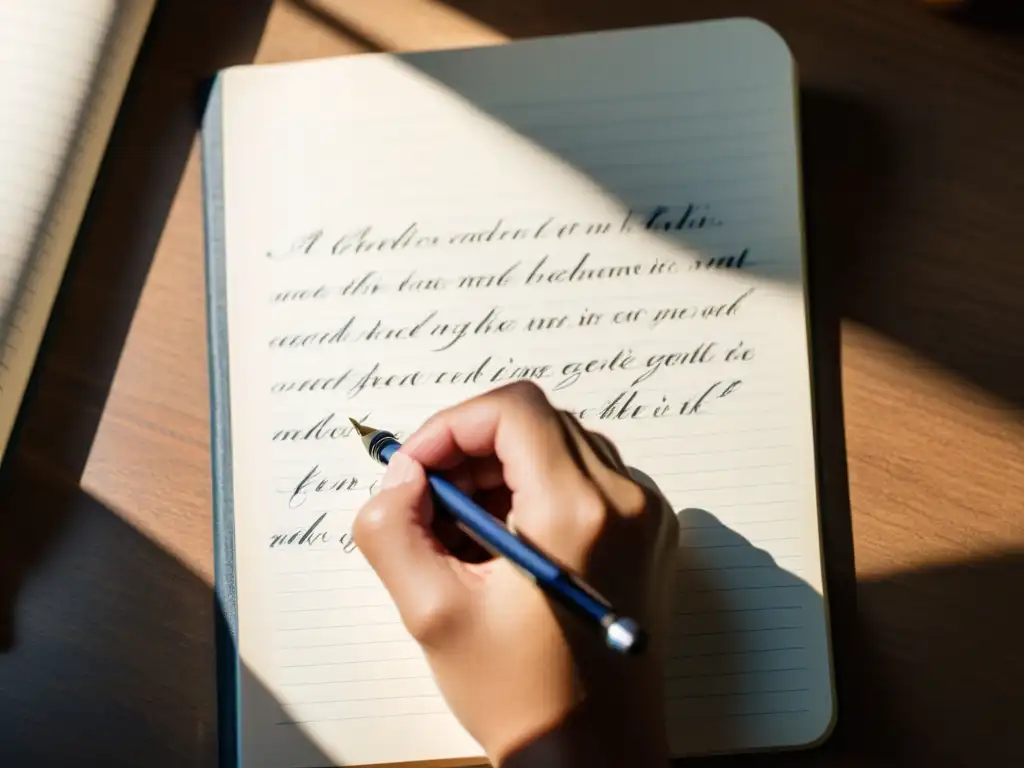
[0,1,1021,766]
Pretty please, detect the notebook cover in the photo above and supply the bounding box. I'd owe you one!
[199,72,242,768]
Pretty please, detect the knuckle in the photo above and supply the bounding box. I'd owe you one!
[588,429,627,470]
[402,594,462,647]
[496,379,552,410]
[634,483,678,544]
[613,477,649,518]
[574,485,610,540]
[412,405,455,440]
[503,379,546,398]
[351,498,389,548]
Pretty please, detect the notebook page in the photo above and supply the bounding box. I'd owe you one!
[216,18,834,766]
[0,0,155,459]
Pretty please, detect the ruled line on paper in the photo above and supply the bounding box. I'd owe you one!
[268,464,799,492]
[667,647,811,663]
[272,531,807,557]
[324,159,798,187]
[278,639,414,651]
[672,604,803,617]
[278,622,405,634]
[278,708,452,726]
[677,518,800,532]
[677,625,804,640]
[286,693,443,708]
[263,291,791,323]
[668,686,810,701]
[322,129,793,165]
[262,374,792,394]
[289,197,801,222]
[668,665,809,682]
[275,606,394,616]
[278,672,431,687]
[312,111,790,144]
[325,80,781,116]
[676,584,807,597]
[276,589,387,602]
[262,422,798,445]
[668,708,811,720]
[260,244,799,288]
[279,655,424,670]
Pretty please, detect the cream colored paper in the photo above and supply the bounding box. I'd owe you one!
[216,18,835,766]
[0,0,155,458]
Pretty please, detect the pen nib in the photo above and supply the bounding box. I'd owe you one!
[348,418,377,437]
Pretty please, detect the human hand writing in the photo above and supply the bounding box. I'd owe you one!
[353,382,678,767]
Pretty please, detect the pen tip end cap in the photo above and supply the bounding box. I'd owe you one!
[606,618,646,656]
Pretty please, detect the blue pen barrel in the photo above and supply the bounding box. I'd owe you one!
[428,474,561,581]
[379,435,560,578]
[374,435,402,464]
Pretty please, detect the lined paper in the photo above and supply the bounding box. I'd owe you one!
[215,18,835,767]
[0,0,155,459]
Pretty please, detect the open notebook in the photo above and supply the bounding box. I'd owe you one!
[201,18,836,768]
[0,1,155,461]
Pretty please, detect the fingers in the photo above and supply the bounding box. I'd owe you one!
[566,415,629,473]
[396,382,669,575]
[400,382,590,500]
[441,455,505,497]
[353,452,468,646]
[554,411,646,517]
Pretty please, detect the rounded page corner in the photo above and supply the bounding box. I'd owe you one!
[800,689,840,752]
[729,17,797,66]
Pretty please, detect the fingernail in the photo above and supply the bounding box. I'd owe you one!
[382,451,420,489]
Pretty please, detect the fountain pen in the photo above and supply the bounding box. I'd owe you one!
[349,418,646,655]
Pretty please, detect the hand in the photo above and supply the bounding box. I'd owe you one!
[352,382,679,767]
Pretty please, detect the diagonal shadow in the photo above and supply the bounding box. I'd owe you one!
[853,550,1024,767]
[287,0,387,53]
[432,0,1024,412]
[0,462,333,767]
[679,548,1020,767]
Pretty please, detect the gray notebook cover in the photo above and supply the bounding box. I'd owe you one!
[199,73,241,768]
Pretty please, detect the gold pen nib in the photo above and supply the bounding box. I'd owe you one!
[348,418,377,437]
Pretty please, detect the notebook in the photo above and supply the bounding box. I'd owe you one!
[201,17,836,768]
[0,0,155,461]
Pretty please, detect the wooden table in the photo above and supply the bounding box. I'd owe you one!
[1,1,1021,765]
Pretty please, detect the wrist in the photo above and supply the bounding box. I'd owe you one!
[491,692,669,768]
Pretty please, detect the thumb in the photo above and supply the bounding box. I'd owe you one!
[353,451,467,645]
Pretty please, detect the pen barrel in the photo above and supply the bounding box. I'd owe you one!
[425,467,617,631]
[426,472,561,583]
[369,431,401,464]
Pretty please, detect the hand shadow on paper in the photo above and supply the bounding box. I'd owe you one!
[629,468,832,763]
[668,509,831,762]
